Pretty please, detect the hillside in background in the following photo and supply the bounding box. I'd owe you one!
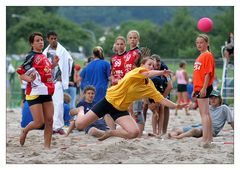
[7,6,233,58]
[57,6,229,27]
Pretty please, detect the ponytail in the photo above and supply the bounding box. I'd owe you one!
[93,46,104,59]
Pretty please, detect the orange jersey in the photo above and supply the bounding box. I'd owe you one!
[193,51,215,91]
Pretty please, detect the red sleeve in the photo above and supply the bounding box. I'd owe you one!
[16,65,26,75]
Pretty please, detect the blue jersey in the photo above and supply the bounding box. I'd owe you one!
[63,103,71,126]
[76,100,96,114]
[154,61,171,99]
[80,59,110,102]
[160,61,168,71]
[21,101,33,128]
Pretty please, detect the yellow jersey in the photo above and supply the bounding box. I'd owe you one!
[106,67,164,111]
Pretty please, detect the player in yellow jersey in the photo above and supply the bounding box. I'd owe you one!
[75,57,188,141]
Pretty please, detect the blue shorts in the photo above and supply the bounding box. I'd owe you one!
[85,123,109,134]
[183,124,202,133]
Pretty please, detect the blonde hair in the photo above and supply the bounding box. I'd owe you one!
[127,30,140,39]
[113,36,126,53]
[141,56,154,65]
[197,34,210,51]
[93,46,104,59]
[115,36,126,44]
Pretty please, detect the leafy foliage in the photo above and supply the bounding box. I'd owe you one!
[6,6,234,59]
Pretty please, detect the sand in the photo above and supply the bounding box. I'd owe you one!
[6,108,234,164]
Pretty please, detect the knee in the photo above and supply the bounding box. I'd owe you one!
[34,121,45,129]
[44,117,53,127]
[88,127,97,136]
[75,120,85,130]
[127,128,140,139]
[191,128,202,137]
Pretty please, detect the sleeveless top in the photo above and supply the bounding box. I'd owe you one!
[176,69,187,85]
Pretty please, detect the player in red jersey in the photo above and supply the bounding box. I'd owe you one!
[124,30,142,73]
[110,36,127,86]
[17,32,59,149]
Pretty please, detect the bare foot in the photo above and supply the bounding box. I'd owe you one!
[98,130,112,141]
[44,146,51,150]
[20,129,27,146]
[198,141,214,148]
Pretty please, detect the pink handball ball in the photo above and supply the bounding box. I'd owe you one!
[197,17,213,33]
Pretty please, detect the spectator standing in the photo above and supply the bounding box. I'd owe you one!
[175,60,190,115]
[43,31,73,135]
[79,46,110,102]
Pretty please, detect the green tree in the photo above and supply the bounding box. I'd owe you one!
[102,20,161,58]
[210,7,234,58]
[6,7,94,55]
[158,8,198,58]
[81,21,104,42]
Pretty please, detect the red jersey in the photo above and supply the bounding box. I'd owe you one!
[17,51,55,96]
[193,51,215,91]
[124,47,141,73]
[111,51,126,85]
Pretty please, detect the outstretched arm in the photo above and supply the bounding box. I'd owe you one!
[142,69,172,78]
[159,98,188,109]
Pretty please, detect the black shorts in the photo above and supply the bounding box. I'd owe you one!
[193,85,213,99]
[177,84,187,92]
[91,98,129,121]
[27,95,52,107]
[226,47,234,55]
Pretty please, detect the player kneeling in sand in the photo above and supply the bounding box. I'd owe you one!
[75,57,188,141]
